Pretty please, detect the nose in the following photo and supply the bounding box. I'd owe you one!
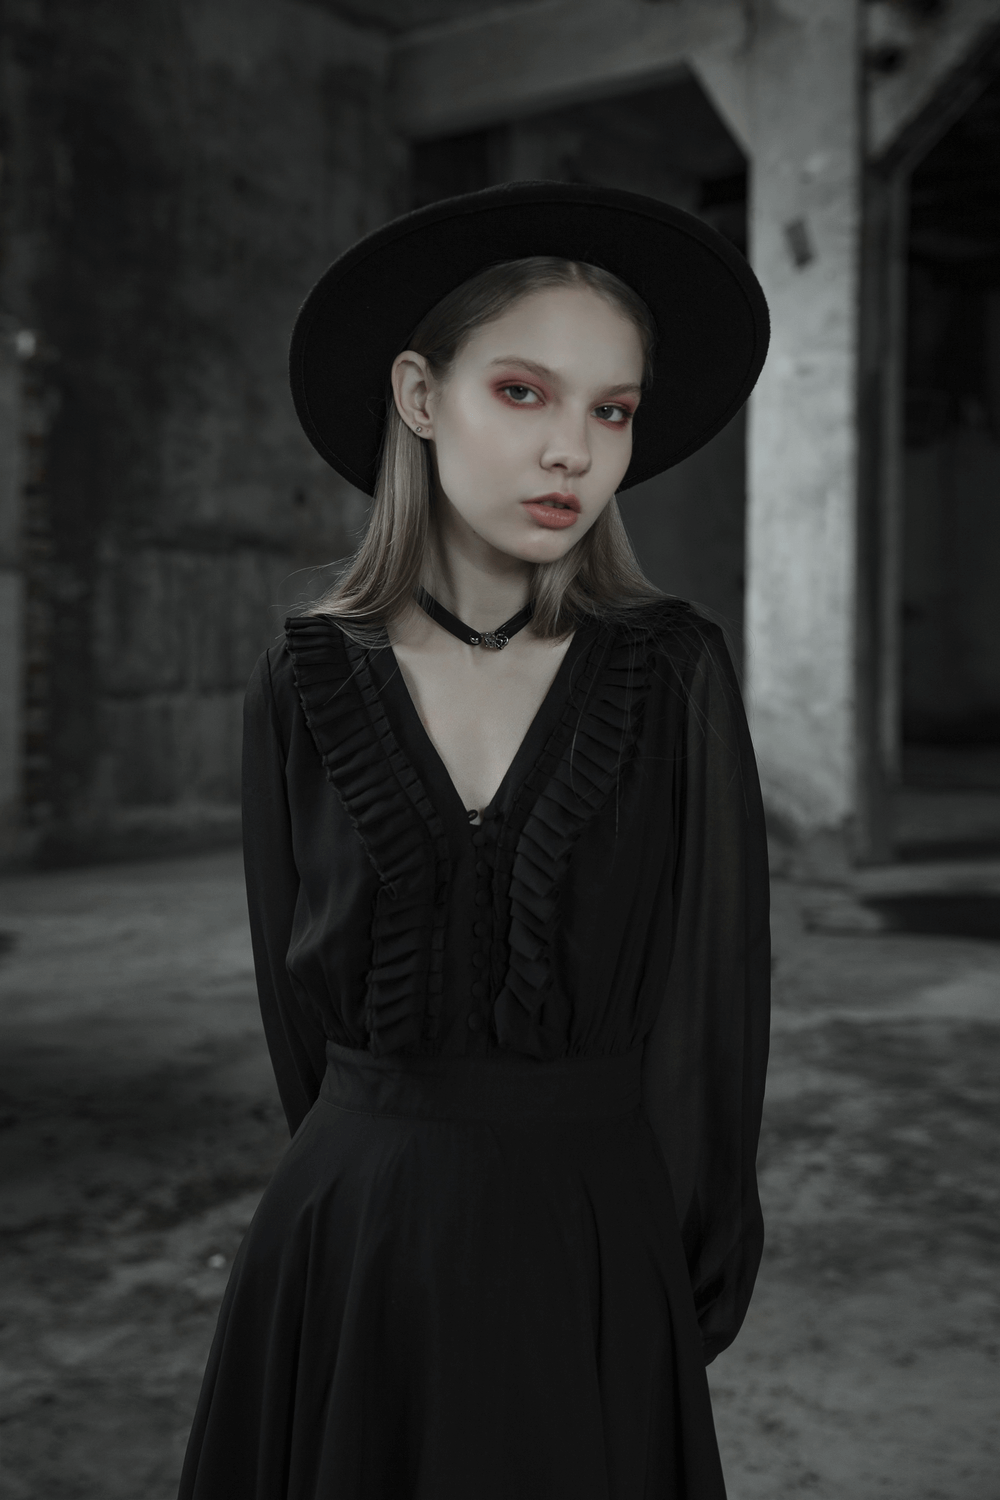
[539,405,592,479]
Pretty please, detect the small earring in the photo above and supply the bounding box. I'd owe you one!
[414,424,424,434]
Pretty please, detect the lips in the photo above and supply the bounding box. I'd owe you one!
[521,493,581,530]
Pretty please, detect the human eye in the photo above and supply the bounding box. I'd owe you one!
[593,403,632,425]
[499,383,542,405]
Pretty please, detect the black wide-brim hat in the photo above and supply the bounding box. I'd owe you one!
[290,181,769,495]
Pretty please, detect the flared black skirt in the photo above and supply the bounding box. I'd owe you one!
[179,1044,727,1500]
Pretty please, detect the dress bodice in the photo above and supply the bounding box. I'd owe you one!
[242,599,770,1360]
[281,612,656,1060]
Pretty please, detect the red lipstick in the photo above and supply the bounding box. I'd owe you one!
[521,493,581,530]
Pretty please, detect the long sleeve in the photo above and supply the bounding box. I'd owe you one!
[242,648,328,1137]
[640,621,771,1363]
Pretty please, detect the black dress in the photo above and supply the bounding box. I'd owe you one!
[179,600,770,1500]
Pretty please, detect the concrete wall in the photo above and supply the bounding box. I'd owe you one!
[0,0,396,861]
[0,331,23,843]
[744,0,863,839]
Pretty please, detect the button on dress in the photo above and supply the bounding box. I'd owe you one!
[179,600,770,1500]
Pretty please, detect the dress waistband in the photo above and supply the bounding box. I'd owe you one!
[320,1041,644,1123]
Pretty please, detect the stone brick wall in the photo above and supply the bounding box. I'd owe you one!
[0,0,400,861]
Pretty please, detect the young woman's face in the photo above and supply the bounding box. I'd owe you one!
[395,285,646,564]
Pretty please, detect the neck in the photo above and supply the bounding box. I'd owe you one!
[423,511,532,631]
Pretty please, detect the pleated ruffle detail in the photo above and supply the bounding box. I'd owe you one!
[285,606,690,1062]
[492,626,653,1058]
[285,617,449,1054]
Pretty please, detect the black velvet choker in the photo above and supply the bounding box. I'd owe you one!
[416,587,534,651]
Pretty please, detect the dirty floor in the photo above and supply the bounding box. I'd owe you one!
[0,848,996,1499]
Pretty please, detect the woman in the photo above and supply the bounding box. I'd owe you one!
[180,181,771,1500]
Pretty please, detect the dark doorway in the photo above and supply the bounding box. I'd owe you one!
[410,72,748,667]
[899,73,1000,853]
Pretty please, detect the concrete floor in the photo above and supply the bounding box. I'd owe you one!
[0,849,996,1499]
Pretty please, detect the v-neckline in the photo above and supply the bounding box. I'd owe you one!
[367,627,596,828]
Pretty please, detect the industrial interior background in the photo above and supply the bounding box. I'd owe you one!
[0,2,998,1497]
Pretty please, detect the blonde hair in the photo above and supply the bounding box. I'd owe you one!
[307,257,663,641]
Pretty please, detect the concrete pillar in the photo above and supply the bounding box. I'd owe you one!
[0,329,24,848]
[744,0,864,842]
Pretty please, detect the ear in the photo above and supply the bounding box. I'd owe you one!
[391,350,435,438]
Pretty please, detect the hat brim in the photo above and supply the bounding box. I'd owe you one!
[289,181,769,496]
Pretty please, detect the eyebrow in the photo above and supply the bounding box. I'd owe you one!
[486,355,642,398]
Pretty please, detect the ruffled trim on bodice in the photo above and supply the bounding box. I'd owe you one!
[285,603,691,1060]
[285,617,450,1056]
[491,625,653,1058]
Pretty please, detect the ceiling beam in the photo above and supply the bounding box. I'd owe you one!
[868,0,1000,164]
[391,0,745,141]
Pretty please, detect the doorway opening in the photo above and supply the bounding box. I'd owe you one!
[897,70,1000,856]
[410,71,749,666]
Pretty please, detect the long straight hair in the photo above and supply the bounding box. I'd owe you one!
[307,257,664,641]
